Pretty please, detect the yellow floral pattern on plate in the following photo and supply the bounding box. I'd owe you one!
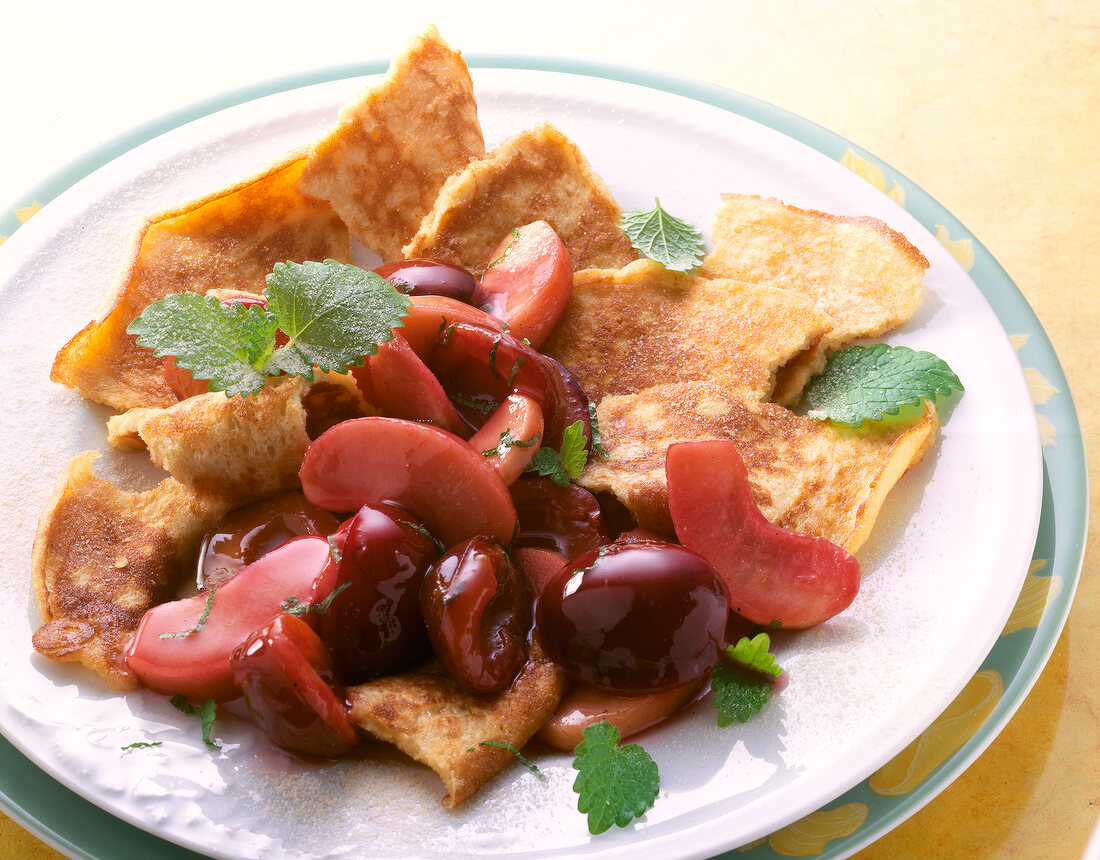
[839,149,906,206]
[1003,559,1062,635]
[766,803,870,856]
[868,669,1003,797]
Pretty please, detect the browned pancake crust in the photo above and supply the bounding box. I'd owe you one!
[51,152,349,412]
[543,259,832,403]
[298,25,485,261]
[348,640,567,807]
[582,382,938,552]
[105,378,313,509]
[31,452,228,690]
[700,194,927,354]
[403,123,637,275]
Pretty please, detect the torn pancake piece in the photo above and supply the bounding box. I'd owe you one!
[51,153,350,412]
[31,452,228,690]
[105,378,313,510]
[348,641,567,807]
[403,123,637,275]
[542,258,832,404]
[299,25,485,262]
[582,382,937,553]
[700,194,927,355]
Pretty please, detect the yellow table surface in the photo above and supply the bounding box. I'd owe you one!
[2,2,1096,857]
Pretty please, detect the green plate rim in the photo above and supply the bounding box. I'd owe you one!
[0,55,1087,860]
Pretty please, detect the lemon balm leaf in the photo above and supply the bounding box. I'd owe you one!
[804,343,964,427]
[572,720,659,834]
[524,420,588,486]
[263,259,410,379]
[620,198,705,273]
[711,661,772,726]
[127,293,276,397]
[729,633,782,677]
[712,635,783,727]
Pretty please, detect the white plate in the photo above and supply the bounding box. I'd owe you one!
[0,67,1042,859]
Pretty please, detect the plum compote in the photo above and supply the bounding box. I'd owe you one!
[321,503,440,684]
[420,536,532,695]
[536,539,729,694]
[198,491,340,589]
[374,259,478,304]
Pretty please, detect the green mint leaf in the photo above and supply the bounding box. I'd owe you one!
[729,633,782,677]
[262,259,410,379]
[159,586,217,639]
[127,293,277,397]
[121,741,163,751]
[170,695,220,748]
[572,720,659,835]
[711,662,771,726]
[804,343,964,427]
[478,740,547,781]
[523,420,588,486]
[620,198,705,272]
[711,636,783,727]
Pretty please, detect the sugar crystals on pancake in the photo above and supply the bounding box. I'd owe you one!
[404,122,637,275]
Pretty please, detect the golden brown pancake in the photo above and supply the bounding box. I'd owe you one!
[403,123,637,275]
[581,382,938,553]
[50,152,350,412]
[105,378,313,510]
[31,452,229,690]
[298,25,485,262]
[347,640,567,807]
[542,259,832,404]
[700,194,927,357]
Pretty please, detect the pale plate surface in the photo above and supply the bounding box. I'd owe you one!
[0,69,1042,859]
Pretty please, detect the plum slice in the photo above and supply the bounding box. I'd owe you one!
[299,416,518,547]
[231,613,359,758]
[666,440,860,629]
[475,221,572,349]
[126,535,336,702]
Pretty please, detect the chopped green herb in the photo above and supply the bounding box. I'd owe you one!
[486,227,521,270]
[620,198,705,272]
[479,740,547,781]
[803,343,963,427]
[572,720,659,835]
[327,536,343,565]
[282,581,351,617]
[397,519,445,554]
[449,392,499,414]
[127,259,410,397]
[159,586,216,639]
[587,402,609,458]
[481,428,541,458]
[121,741,163,751]
[170,695,220,748]
[524,420,588,486]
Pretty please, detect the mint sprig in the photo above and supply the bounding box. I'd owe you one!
[128,259,410,397]
[804,343,963,427]
[524,420,588,486]
[711,634,783,727]
[572,721,659,835]
[620,198,705,272]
